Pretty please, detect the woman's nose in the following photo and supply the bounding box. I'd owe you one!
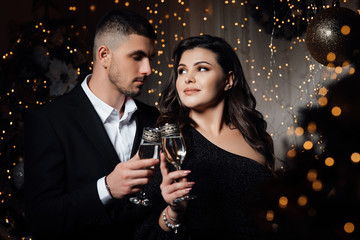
[184,74,195,84]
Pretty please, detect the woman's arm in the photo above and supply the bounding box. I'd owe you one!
[158,152,194,232]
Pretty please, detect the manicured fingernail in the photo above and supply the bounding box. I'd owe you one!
[185,188,192,192]
[183,170,191,174]
[188,182,195,186]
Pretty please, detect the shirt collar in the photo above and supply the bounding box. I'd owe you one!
[81,74,138,124]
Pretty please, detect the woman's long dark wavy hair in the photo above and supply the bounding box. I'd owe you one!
[157,34,275,170]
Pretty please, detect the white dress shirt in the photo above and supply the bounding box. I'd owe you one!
[81,75,137,204]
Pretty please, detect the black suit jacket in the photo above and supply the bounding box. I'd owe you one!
[24,83,160,240]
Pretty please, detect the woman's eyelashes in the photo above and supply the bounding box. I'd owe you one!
[198,66,208,72]
[177,66,209,75]
[178,68,187,75]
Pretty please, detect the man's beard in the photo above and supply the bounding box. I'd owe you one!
[123,85,142,97]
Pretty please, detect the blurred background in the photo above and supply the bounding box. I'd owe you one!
[0,0,359,239]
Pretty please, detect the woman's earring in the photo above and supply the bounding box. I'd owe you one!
[225,85,232,91]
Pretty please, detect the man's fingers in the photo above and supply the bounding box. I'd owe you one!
[126,158,159,170]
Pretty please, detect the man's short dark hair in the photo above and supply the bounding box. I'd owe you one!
[93,9,156,60]
[95,9,156,40]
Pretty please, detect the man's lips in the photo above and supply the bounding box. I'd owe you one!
[134,78,145,86]
[183,88,200,95]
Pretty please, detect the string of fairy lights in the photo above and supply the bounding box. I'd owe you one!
[1,0,360,238]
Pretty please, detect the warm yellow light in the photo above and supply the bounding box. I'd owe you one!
[325,157,335,166]
[349,67,355,75]
[312,180,322,191]
[331,106,341,117]
[327,63,335,68]
[307,122,316,133]
[287,148,296,158]
[326,52,336,62]
[335,66,342,74]
[266,210,274,221]
[344,222,355,233]
[297,195,308,206]
[295,127,304,136]
[342,61,350,67]
[341,25,351,36]
[318,96,328,107]
[303,141,313,150]
[279,196,288,208]
[318,87,328,96]
[307,169,317,182]
[90,5,96,11]
[351,152,360,163]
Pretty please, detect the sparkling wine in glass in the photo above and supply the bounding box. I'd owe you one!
[160,123,196,203]
[129,127,161,206]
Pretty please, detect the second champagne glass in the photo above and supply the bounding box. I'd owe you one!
[160,123,196,203]
[129,127,161,206]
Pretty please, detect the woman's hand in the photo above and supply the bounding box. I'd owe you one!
[159,151,194,210]
[158,151,194,231]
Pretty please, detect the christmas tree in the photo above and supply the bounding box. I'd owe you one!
[253,2,360,239]
[0,1,92,238]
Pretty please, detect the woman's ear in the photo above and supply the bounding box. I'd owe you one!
[224,71,234,91]
[97,46,111,68]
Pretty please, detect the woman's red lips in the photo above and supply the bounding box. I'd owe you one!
[184,88,200,95]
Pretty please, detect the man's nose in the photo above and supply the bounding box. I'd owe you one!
[140,59,152,76]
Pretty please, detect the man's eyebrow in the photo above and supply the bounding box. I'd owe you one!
[129,50,155,58]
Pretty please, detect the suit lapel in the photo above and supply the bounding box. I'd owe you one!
[131,111,144,157]
[69,84,120,166]
[130,100,160,157]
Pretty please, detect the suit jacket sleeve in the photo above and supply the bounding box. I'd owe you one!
[24,84,160,238]
[24,106,113,237]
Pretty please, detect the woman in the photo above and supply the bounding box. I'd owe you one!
[137,34,275,240]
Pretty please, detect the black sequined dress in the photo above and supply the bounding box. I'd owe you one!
[136,126,273,240]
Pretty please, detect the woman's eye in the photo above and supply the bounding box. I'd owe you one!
[178,68,186,75]
[199,67,208,72]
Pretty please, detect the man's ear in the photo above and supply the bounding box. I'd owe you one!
[97,46,111,68]
[224,71,234,91]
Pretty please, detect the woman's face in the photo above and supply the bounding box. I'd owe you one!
[176,47,231,111]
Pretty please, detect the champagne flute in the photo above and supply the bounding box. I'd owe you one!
[129,127,161,206]
[160,123,196,203]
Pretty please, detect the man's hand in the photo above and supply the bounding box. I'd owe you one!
[106,153,159,199]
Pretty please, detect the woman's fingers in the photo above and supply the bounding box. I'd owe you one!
[163,170,191,185]
[167,188,192,202]
[159,151,168,176]
[159,151,195,205]
[163,180,195,194]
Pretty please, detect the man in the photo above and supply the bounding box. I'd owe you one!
[24,9,159,240]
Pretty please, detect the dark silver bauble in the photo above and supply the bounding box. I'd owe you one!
[305,5,360,66]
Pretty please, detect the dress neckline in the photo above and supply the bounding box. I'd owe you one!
[187,125,268,169]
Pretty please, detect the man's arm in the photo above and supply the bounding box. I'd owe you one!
[24,109,111,236]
